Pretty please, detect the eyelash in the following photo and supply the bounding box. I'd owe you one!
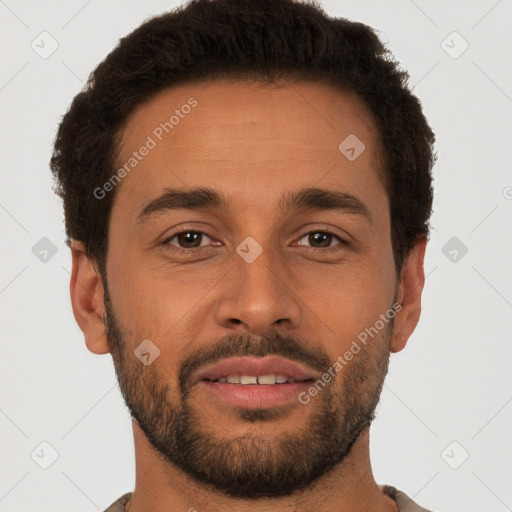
[162,229,349,254]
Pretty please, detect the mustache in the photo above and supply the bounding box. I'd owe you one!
[179,331,332,395]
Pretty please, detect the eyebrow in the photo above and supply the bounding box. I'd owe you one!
[137,186,372,224]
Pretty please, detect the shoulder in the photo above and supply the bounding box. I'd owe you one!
[103,492,133,512]
[382,484,437,512]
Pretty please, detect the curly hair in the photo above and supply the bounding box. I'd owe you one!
[50,0,436,274]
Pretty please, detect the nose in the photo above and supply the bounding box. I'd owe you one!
[214,244,302,336]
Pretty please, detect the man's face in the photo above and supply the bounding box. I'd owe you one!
[103,80,399,498]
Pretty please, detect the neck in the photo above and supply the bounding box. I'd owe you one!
[126,422,398,512]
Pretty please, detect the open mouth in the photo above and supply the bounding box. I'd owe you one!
[195,356,318,409]
[203,374,314,385]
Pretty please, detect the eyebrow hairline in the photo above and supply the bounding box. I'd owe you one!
[279,187,372,223]
[137,187,229,223]
[137,186,373,224]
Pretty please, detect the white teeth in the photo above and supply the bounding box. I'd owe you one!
[240,375,258,384]
[214,373,299,384]
[257,374,277,385]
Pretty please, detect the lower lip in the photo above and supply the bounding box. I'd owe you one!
[199,380,312,409]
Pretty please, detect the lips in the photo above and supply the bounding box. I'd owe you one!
[194,356,321,410]
[194,356,319,384]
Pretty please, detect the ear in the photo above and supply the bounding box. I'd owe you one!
[69,240,111,355]
[390,236,427,353]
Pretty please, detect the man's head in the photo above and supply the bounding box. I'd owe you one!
[51,0,435,501]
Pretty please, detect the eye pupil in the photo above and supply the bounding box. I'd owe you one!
[178,231,201,248]
[310,232,331,247]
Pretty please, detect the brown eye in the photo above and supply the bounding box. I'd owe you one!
[165,231,212,249]
[296,231,346,250]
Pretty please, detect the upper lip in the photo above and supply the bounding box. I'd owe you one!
[194,356,320,384]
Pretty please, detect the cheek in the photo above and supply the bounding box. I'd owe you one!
[304,255,396,352]
[105,246,166,342]
[105,250,222,360]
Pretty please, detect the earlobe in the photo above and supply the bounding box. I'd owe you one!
[69,240,111,355]
[390,237,427,353]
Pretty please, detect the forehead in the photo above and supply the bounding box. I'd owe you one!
[113,79,386,216]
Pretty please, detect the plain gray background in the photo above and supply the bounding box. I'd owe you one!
[1,1,511,511]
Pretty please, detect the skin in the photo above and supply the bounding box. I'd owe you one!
[70,80,426,512]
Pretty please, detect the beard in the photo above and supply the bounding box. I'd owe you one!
[103,284,392,499]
